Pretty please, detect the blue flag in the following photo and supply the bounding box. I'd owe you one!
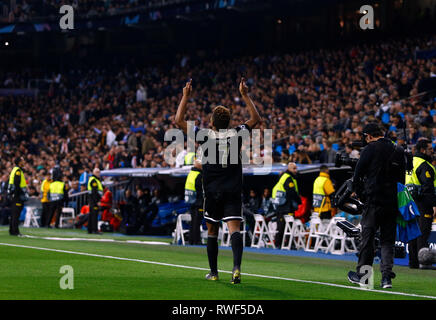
[396,183,421,243]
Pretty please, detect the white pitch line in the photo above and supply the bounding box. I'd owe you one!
[1,242,435,300]
[20,234,169,246]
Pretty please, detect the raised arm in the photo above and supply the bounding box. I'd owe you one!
[175,79,192,134]
[239,78,261,129]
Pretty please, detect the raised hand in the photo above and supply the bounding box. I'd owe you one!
[183,79,193,98]
[239,77,249,97]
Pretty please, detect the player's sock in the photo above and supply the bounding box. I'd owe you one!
[207,236,218,274]
[230,231,243,271]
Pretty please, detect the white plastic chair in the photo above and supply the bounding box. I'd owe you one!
[23,206,40,228]
[281,215,295,250]
[251,214,276,248]
[200,223,209,245]
[59,207,75,228]
[326,217,358,255]
[305,216,331,253]
[291,218,309,250]
[172,213,191,245]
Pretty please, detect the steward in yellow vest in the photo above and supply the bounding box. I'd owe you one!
[272,163,300,214]
[40,174,52,227]
[87,168,104,234]
[405,139,436,269]
[272,162,301,249]
[185,160,204,245]
[8,157,28,235]
[8,166,28,202]
[47,172,68,228]
[312,165,335,219]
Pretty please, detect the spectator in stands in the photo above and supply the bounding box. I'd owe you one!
[0,193,10,225]
[260,188,274,219]
[136,187,159,234]
[121,188,138,227]
[243,189,260,217]
[0,33,435,216]
[319,141,337,164]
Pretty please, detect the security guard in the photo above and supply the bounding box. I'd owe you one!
[7,157,29,236]
[272,162,301,249]
[184,151,196,166]
[47,170,68,228]
[40,173,52,227]
[185,159,204,245]
[312,165,335,220]
[406,138,436,269]
[88,168,104,234]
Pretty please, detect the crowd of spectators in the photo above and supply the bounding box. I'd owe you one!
[1,0,243,23]
[0,34,435,201]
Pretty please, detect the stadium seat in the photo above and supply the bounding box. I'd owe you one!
[251,214,276,249]
[325,217,358,255]
[220,221,247,247]
[172,213,191,245]
[200,223,209,245]
[23,206,40,228]
[267,221,278,241]
[59,207,76,228]
[291,218,308,250]
[281,215,295,250]
[305,216,331,253]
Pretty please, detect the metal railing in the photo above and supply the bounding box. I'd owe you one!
[66,180,130,214]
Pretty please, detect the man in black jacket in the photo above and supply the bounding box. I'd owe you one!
[406,138,436,269]
[348,122,405,289]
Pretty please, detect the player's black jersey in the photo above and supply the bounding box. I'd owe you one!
[194,124,251,193]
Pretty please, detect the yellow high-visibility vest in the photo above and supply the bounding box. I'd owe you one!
[313,176,328,212]
[185,170,201,204]
[9,167,27,189]
[272,172,298,206]
[41,179,52,203]
[185,170,200,191]
[405,156,436,195]
[49,181,65,201]
[88,176,103,192]
[184,152,195,165]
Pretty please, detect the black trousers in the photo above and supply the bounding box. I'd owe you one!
[189,206,203,245]
[319,211,332,220]
[40,202,51,227]
[9,202,23,235]
[408,212,434,267]
[88,204,99,233]
[47,200,63,228]
[357,203,397,277]
[276,212,287,249]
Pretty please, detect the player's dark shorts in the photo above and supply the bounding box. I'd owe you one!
[203,192,243,224]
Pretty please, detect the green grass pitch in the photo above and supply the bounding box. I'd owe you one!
[0,227,435,300]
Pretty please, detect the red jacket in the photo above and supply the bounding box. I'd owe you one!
[99,190,112,208]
